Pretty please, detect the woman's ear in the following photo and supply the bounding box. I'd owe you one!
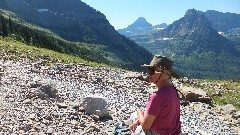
[156,67,163,72]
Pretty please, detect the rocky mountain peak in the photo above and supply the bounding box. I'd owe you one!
[127,17,152,30]
[154,8,216,40]
[184,8,198,17]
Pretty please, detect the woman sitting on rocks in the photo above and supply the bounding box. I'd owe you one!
[130,55,181,135]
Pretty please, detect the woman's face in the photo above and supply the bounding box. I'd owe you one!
[147,67,164,83]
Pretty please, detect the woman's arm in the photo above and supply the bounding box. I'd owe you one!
[137,109,156,130]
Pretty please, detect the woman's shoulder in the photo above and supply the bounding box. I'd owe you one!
[155,85,176,95]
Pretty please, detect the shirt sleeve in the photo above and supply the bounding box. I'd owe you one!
[145,92,168,116]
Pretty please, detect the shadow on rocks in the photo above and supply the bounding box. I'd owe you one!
[34,84,58,100]
[98,114,113,122]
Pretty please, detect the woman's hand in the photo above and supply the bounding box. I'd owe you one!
[130,119,140,132]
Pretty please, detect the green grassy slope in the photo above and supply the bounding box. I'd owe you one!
[0,37,108,67]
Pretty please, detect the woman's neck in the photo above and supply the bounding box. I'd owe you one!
[157,80,172,89]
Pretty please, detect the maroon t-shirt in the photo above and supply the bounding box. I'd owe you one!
[145,86,181,135]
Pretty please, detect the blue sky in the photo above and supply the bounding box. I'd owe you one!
[81,0,240,30]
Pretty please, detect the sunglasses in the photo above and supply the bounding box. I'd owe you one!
[147,67,163,75]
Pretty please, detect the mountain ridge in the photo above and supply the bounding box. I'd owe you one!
[198,10,240,32]
[0,0,153,71]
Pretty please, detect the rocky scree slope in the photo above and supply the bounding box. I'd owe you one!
[0,47,239,134]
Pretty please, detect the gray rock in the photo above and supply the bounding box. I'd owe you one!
[35,85,58,99]
[23,99,32,104]
[56,103,68,109]
[82,96,108,117]
[46,128,54,134]
[221,104,236,114]
[232,111,240,119]
[182,86,211,104]
[70,101,81,109]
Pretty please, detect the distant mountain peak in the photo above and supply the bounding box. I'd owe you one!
[117,17,167,37]
[127,17,152,30]
[185,8,198,17]
[135,17,149,24]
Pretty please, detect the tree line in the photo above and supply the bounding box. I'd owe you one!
[0,14,108,64]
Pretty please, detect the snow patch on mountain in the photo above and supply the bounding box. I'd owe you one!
[21,0,30,6]
[37,9,49,13]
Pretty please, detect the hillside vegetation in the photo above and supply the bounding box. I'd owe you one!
[0,37,108,67]
[0,0,153,71]
[0,13,114,64]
